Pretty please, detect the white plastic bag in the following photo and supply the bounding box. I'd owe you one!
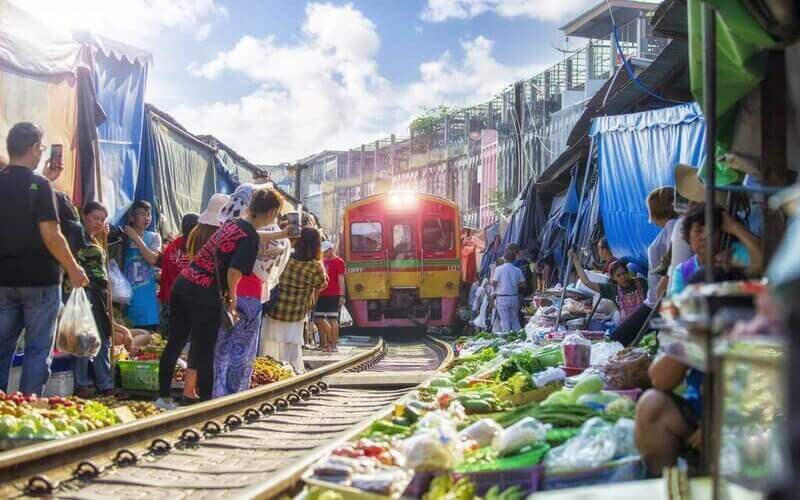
[493,416,550,457]
[460,419,503,447]
[544,417,617,470]
[57,288,102,357]
[402,427,462,471]
[109,260,132,304]
[340,306,353,327]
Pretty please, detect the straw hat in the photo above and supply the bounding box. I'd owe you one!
[198,193,231,227]
[674,164,706,203]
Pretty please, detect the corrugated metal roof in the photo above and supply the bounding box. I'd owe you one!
[652,0,688,39]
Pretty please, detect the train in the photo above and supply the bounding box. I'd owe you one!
[342,191,462,329]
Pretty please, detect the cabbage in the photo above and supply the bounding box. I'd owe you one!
[572,374,604,398]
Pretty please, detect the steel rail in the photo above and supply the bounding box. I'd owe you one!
[242,335,454,499]
[0,337,385,486]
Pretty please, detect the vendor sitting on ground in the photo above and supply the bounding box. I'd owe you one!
[568,249,647,324]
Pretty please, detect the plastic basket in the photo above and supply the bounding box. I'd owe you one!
[541,456,646,491]
[118,360,159,391]
[455,466,543,496]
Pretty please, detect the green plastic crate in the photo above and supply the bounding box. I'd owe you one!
[118,360,159,391]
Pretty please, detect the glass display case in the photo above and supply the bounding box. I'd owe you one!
[714,339,787,497]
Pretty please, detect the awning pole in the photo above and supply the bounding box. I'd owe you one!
[703,4,717,284]
[555,136,596,331]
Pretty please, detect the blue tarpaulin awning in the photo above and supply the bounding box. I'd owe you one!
[589,102,706,265]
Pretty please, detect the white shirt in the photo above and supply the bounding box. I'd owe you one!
[668,216,694,282]
[645,218,678,306]
[491,263,524,296]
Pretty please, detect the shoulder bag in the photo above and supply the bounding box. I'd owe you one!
[212,237,239,330]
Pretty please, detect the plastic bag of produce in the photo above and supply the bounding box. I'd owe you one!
[562,333,591,368]
[532,367,566,388]
[601,347,653,390]
[590,341,624,367]
[56,288,101,357]
[402,427,461,471]
[460,419,503,447]
[493,416,550,457]
[612,418,636,458]
[544,417,616,470]
[109,260,133,304]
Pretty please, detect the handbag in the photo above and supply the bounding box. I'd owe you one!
[212,239,239,330]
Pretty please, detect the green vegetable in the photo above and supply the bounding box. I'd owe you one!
[462,399,494,414]
[545,427,580,446]
[451,366,471,381]
[541,389,574,406]
[638,332,659,355]
[429,377,454,388]
[572,375,604,398]
[493,402,600,428]
[368,419,411,436]
[605,397,636,416]
[486,485,524,500]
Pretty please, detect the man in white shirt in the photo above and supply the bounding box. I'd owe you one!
[490,249,525,332]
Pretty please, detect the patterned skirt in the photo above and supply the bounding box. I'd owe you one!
[212,296,263,398]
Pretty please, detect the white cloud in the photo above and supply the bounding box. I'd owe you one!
[421,0,596,23]
[11,0,226,45]
[178,3,547,164]
[402,36,544,113]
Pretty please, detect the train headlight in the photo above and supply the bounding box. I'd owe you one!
[355,283,365,292]
[388,191,416,208]
[446,281,454,289]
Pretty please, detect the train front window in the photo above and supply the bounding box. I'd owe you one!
[422,219,454,251]
[351,222,382,253]
[392,224,414,259]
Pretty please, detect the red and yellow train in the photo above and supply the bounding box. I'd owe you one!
[343,192,461,328]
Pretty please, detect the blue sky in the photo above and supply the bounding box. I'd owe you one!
[17,0,603,163]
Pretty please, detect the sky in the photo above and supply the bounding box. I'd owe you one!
[14,0,605,164]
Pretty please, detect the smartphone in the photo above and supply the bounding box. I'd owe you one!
[50,144,63,169]
[286,212,301,237]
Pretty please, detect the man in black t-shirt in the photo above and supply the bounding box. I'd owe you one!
[0,123,88,396]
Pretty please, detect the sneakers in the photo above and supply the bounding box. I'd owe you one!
[330,345,339,353]
[154,397,178,411]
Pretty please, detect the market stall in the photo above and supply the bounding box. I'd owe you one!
[299,326,655,498]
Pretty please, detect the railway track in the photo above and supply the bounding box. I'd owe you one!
[0,334,452,499]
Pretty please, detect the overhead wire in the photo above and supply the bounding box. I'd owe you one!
[604,0,688,105]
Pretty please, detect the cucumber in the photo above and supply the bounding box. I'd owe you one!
[462,399,494,414]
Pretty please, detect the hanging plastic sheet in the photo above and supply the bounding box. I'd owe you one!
[147,114,217,236]
[590,102,707,265]
[479,222,501,278]
[215,156,238,195]
[88,44,150,223]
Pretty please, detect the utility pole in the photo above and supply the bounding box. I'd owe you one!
[514,81,525,192]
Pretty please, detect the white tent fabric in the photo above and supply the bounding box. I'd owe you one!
[0,0,90,77]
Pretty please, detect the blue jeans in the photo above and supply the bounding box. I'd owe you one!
[0,285,61,395]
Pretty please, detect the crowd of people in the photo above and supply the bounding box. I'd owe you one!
[0,122,348,410]
[466,164,764,475]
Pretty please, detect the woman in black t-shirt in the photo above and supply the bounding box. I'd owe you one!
[157,190,280,407]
